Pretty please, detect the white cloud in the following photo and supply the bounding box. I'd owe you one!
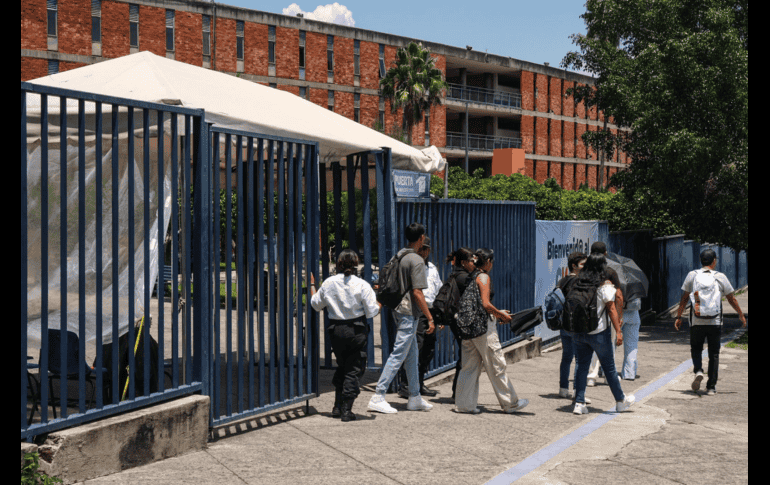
[283,3,355,27]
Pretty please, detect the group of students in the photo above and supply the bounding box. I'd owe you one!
[309,222,746,422]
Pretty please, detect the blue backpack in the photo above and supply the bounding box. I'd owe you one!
[542,276,575,331]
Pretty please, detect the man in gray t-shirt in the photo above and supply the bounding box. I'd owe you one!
[674,249,746,394]
[368,223,434,414]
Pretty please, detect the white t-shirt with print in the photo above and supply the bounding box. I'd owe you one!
[591,284,617,335]
[681,268,735,326]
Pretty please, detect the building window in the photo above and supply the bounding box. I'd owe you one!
[236,21,244,60]
[299,86,307,100]
[354,39,360,86]
[379,95,385,128]
[268,26,276,76]
[129,4,139,49]
[91,0,101,43]
[379,44,386,78]
[202,15,211,66]
[354,93,360,123]
[299,31,306,81]
[424,113,430,146]
[165,10,175,52]
[328,90,334,111]
[47,0,57,37]
[48,59,59,75]
[327,35,334,82]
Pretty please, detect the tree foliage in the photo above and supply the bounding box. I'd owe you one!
[561,0,748,251]
[431,167,685,238]
[380,42,448,145]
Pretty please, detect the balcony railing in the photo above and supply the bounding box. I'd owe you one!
[446,83,522,109]
[446,132,522,151]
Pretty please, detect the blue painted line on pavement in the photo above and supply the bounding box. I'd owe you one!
[486,328,743,484]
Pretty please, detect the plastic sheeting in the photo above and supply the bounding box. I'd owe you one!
[25,127,174,347]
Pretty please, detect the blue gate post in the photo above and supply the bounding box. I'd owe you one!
[375,147,396,365]
[192,121,212,395]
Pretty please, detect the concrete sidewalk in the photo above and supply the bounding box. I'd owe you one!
[79,290,748,485]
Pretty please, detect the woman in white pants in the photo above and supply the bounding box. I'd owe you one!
[455,248,529,414]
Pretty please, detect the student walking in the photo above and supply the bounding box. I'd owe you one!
[454,248,529,414]
[398,237,443,398]
[674,249,747,395]
[564,253,635,415]
[367,223,434,414]
[556,252,588,402]
[310,249,380,422]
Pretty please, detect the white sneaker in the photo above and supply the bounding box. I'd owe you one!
[407,395,433,411]
[692,372,704,393]
[562,388,592,404]
[587,378,596,387]
[367,395,398,414]
[455,407,481,414]
[616,394,636,412]
[505,399,529,414]
[573,402,589,415]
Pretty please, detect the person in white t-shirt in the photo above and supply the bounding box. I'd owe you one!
[310,249,379,422]
[674,249,746,395]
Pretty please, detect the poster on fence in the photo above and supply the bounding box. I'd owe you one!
[534,220,601,342]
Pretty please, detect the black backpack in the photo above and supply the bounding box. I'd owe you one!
[432,273,462,331]
[376,250,412,310]
[455,270,489,340]
[562,279,606,333]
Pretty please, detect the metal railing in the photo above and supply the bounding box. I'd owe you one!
[396,199,537,379]
[447,83,522,110]
[446,132,522,151]
[22,82,210,440]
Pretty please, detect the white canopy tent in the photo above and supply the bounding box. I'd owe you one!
[25,51,445,172]
[24,51,447,347]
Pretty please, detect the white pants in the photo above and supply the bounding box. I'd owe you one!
[455,316,520,412]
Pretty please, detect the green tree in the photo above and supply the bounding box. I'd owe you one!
[562,0,748,251]
[380,42,448,145]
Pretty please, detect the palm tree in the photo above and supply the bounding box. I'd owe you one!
[380,42,448,146]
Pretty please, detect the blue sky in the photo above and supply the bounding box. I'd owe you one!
[222,1,591,72]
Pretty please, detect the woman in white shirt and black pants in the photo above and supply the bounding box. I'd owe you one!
[310,249,379,422]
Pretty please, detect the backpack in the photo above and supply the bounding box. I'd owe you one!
[376,250,412,310]
[543,276,576,331]
[432,273,462,331]
[562,279,606,334]
[691,270,722,319]
[455,270,489,340]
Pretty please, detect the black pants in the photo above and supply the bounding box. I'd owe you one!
[690,324,721,390]
[329,319,369,400]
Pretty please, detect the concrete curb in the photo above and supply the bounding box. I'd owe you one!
[22,395,209,484]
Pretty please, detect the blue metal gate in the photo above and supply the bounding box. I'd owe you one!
[396,199,536,378]
[22,82,211,440]
[208,127,320,427]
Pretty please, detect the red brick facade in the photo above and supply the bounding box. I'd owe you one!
[21,0,626,188]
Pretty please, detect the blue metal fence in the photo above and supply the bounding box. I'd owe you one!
[22,82,210,440]
[396,199,537,378]
[208,127,320,428]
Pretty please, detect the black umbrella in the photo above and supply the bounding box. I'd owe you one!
[508,306,543,336]
[606,252,649,303]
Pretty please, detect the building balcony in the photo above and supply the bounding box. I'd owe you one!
[446,83,522,110]
[445,132,522,152]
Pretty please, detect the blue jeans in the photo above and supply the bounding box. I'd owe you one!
[375,311,420,397]
[559,330,575,390]
[569,327,625,404]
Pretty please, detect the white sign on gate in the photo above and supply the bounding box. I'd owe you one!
[534,220,601,342]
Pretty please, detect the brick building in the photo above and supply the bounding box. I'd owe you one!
[21,0,630,189]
